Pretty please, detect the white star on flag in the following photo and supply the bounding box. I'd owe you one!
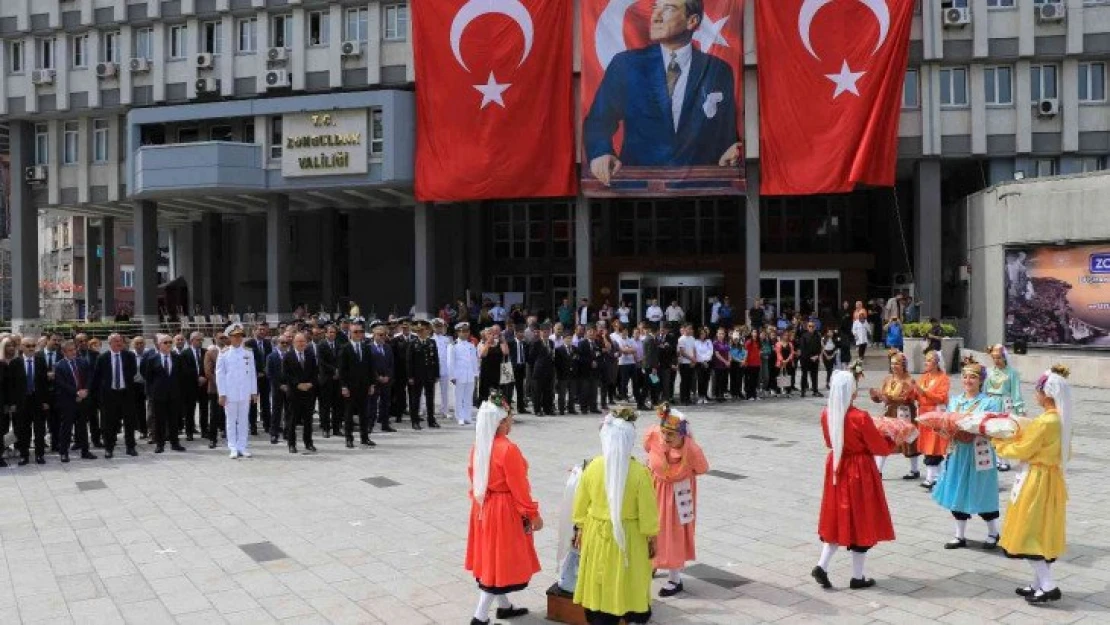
[473,72,511,109]
[825,60,866,99]
[693,14,730,56]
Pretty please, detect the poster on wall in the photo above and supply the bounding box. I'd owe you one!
[1004,245,1110,346]
[580,0,746,197]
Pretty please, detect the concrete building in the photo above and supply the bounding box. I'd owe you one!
[1,0,1109,331]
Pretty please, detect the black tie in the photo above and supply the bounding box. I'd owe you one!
[164,355,170,374]
[356,344,362,361]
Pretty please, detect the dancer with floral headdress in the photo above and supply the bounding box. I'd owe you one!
[869,349,919,478]
[573,407,659,625]
[812,363,897,590]
[986,343,1025,472]
[465,391,542,625]
[994,365,1073,605]
[643,404,709,597]
[914,350,951,490]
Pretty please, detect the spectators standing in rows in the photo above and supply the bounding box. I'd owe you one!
[553,333,578,415]
[645,299,663,325]
[639,322,660,409]
[657,323,678,404]
[618,301,632,326]
[742,329,762,400]
[693,328,713,405]
[666,301,685,325]
[719,296,735,331]
[676,325,696,405]
[710,329,731,402]
[728,332,744,401]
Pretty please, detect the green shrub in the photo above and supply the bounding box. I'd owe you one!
[902,322,958,338]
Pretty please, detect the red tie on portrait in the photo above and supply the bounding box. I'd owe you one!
[413,0,577,201]
[755,0,914,195]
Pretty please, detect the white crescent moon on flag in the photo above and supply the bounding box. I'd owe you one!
[595,0,637,70]
[858,0,890,53]
[799,0,890,60]
[450,0,535,73]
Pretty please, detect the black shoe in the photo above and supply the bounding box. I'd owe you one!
[658,582,684,598]
[1016,586,1036,597]
[289,445,298,454]
[346,440,354,448]
[305,444,317,452]
[104,450,114,459]
[1026,587,1062,604]
[470,619,489,625]
[81,451,97,460]
[250,426,258,435]
[903,471,921,480]
[270,435,278,444]
[800,393,807,398]
[364,439,376,447]
[849,577,876,589]
[567,410,577,415]
[381,425,397,433]
[496,605,529,619]
[126,447,138,457]
[35,455,45,465]
[171,444,186,452]
[428,420,441,429]
[209,440,218,449]
[412,422,423,431]
[186,434,194,441]
[71,443,82,451]
[60,453,70,463]
[813,392,824,398]
[324,431,331,438]
[0,458,6,467]
[811,566,832,589]
[155,445,165,454]
[92,439,103,449]
[518,409,530,415]
[17,456,29,466]
[982,535,1000,550]
[944,538,968,550]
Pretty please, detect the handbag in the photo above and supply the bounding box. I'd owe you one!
[499,362,515,385]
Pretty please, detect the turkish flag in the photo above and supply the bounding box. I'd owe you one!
[756,0,914,196]
[413,0,576,201]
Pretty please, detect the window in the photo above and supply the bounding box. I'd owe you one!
[1079,62,1106,103]
[203,21,223,54]
[984,66,1013,105]
[120,266,135,288]
[384,3,409,41]
[270,116,283,159]
[169,25,187,59]
[308,11,329,46]
[237,18,257,53]
[244,121,255,144]
[271,14,292,48]
[941,0,968,6]
[63,122,79,165]
[37,37,56,69]
[177,127,199,143]
[1079,157,1106,173]
[987,0,1015,7]
[8,40,23,73]
[939,67,968,106]
[34,123,48,165]
[93,119,109,163]
[209,125,233,142]
[100,31,119,63]
[1035,158,1057,177]
[71,34,88,68]
[902,68,919,108]
[135,27,153,59]
[1031,64,1058,101]
[371,110,384,156]
[345,8,369,42]
[122,227,134,246]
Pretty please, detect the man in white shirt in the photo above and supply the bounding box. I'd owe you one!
[448,323,479,425]
[216,324,258,459]
[675,324,697,405]
[709,297,721,329]
[645,299,663,324]
[431,319,453,417]
[489,301,507,324]
[666,301,685,323]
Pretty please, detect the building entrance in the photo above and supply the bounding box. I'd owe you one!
[759,271,841,323]
[619,273,724,327]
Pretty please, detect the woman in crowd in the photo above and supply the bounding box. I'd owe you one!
[932,357,1003,550]
[985,343,1026,472]
[743,329,762,400]
[884,316,904,352]
[852,310,870,360]
[728,331,745,402]
[693,327,713,405]
[781,329,798,395]
[477,327,509,403]
[573,408,659,625]
[710,328,731,402]
[869,350,919,478]
[465,393,542,625]
[994,365,1072,604]
[821,328,838,389]
[644,406,709,596]
[914,350,951,490]
[812,366,896,590]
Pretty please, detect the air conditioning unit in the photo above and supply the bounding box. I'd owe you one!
[267,47,288,63]
[341,41,361,57]
[195,77,220,94]
[129,57,151,73]
[942,7,971,28]
[264,69,289,89]
[1037,2,1065,22]
[195,53,214,69]
[95,62,117,78]
[1037,98,1059,117]
[25,165,47,183]
[31,69,56,84]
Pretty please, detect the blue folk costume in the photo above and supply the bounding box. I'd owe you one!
[985,344,1025,472]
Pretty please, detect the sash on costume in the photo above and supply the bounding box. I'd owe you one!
[973,437,994,472]
[1010,465,1029,504]
[674,478,695,525]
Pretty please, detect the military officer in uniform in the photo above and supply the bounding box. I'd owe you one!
[216,324,258,459]
[448,322,478,425]
[389,318,413,422]
[406,319,441,430]
[432,318,453,419]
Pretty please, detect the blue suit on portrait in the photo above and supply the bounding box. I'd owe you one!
[584,44,738,167]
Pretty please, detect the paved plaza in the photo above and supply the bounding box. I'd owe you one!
[1,367,1108,625]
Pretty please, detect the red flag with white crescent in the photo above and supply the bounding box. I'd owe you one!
[413,0,577,201]
[756,0,913,196]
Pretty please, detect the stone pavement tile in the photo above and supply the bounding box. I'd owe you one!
[304,593,376,624]
[304,562,360,584]
[719,595,797,622]
[173,609,229,625]
[91,554,140,580]
[18,593,72,621]
[261,594,318,620]
[356,595,433,624]
[158,590,214,617]
[57,573,108,603]
[738,581,812,607]
[275,570,332,600]
[869,605,946,625]
[207,589,262,615]
[184,567,238,594]
[276,615,332,625]
[100,574,157,605]
[331,578,391,603]
[224,609,280,625]
[68,597,125,625]
[230,570,289,600]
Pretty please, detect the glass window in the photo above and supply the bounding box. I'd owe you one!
[100,31,119,63]
[243,121,255,144]
[1035,158,1056,177]
[308,11,330,46]
[271,14,292,48]
[939,67,968,106]
[237,18,257,53]
[371,110,384,155]
[37,37,56,69]
[8,40,23,73]
[93,119,110,163]
[209,125,233,142]
[345,8,369,42]
[902,68,919,108]
[987,0,1014,6]
[270,117,283,159]
[1031,64,1058,101]
[134,28,153,59]
[169,25,187,59]
[63,121,79,165]
[71,34,88,68]
[384,4,409,41]
[1079,157,1106,173]
[1079,62,1106,103]
[942,0,969,6]
[34,123,49,165]
[120,266,135,288]
[177,127,199,143]
[203,21,223,54]
[984,66,1013,105]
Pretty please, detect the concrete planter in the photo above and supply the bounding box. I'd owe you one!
[905,337,965,374]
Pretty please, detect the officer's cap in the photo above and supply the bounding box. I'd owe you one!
[413,319,431,329]
[225,323,245,337]
[368,320,384,330]
[431,318,445,327]
[455,322,470,332]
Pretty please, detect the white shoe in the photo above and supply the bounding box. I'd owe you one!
[241,450,252,458]
[229,451,238,459]
[457,421,466,426]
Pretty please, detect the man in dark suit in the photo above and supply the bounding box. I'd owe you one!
[504,327,529,414]
[389,319,413,422]
[553,333,578,416]
[338,323,374,448]
[247,324,272,434]
[657,322,679,403]
[265,334,290,444]
[368,322,395,433]
[640,321,661,407]
[529,324,555,416]
[74,332,102,448]
[142,335,187,453]
[576,327,602,414]
[8,337,51,465]
[93,334,139,458]
[52,340,98,462]
[584,0,740,185]
[316,325,342,437]
[282,332,318,453]
[405,319,440,430]
[799,320,823,398]
[180,332,207,441]
[38,333,62,452]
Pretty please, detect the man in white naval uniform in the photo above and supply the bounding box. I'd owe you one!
[217,324,258,459]
[448,322,479,425]
[432,318,453,418]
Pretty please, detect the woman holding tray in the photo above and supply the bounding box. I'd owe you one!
[869,350,919,478]
[986,343,1026,471]
[914,350,951,490]
[993,365,1073,605]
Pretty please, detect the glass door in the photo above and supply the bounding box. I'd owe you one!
[761,271,841,327]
